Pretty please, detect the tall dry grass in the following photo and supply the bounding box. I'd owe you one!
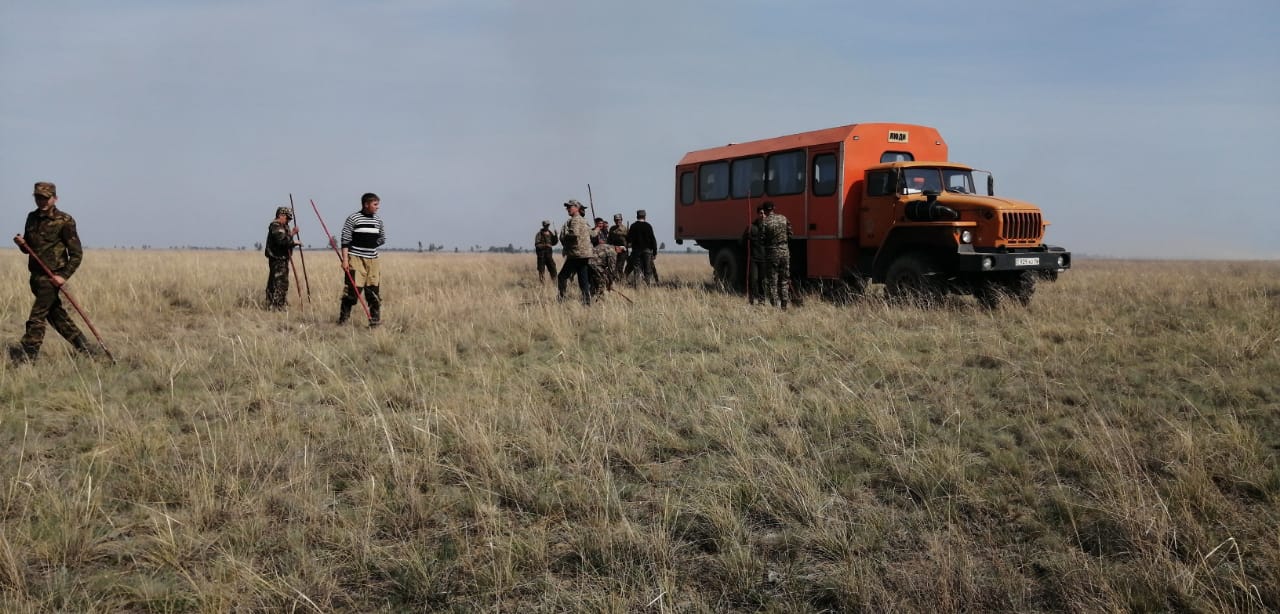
[1,250,1277,612]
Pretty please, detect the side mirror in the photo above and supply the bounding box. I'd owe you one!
[987,175,995,196]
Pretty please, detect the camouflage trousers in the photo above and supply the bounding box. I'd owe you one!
[763,253,791,307]
[21,276,88,355]
[535,247,557,280]
[614,249,628,278]
[265,258,290,309]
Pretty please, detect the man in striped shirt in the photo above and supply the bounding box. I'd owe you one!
[338,192,386,326]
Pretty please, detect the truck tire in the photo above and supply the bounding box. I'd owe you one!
[712,247,744,292]
[974,271,1036,309]
[885,253,943,306]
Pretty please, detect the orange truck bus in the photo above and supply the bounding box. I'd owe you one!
[672,122,1070,306]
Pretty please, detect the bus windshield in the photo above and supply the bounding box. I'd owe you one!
[902,167,981,195]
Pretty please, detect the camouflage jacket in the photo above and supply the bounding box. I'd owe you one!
[762,213,792,256]
[607,223,629,247]
[23,207,82,279]
[559,215,593,259]
[264,221,295,260]
[534,228,559,250]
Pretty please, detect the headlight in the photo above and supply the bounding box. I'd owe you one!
[982,257,994,271]
[960,230,973,244]
[1056,256,1064,267]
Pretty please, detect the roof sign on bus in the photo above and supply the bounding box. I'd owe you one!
[888,130,909,143]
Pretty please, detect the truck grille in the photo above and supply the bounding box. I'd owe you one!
[1002,212,1041,243]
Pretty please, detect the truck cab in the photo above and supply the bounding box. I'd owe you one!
[860,162,1069,306]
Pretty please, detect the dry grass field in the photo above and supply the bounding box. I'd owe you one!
[1,250,1277,612]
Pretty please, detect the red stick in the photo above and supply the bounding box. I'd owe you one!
[13,235,115,362]
[309,199,372,322]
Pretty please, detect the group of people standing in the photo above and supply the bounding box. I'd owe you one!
[539,200,658,305]
[264,192,385,326]
[744,201,793,309]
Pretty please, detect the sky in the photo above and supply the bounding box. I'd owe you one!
[2,0,1278,258]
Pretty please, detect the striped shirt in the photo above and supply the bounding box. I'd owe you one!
[340,211,385,259]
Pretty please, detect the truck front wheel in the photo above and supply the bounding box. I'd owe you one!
[974,271,1036,308]
[885,253,943,306]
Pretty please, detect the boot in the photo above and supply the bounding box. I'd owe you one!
[70,333,100,357]
[337,298,355,324]
[8,343,38,364]
[365,286,381,327]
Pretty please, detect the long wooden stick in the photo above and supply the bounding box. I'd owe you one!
[309,199,372,322]
[13,235,115,362]
[289,194,311,301]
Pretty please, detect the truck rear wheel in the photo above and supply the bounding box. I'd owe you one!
[712,247,744,292]
[886,253,943,306]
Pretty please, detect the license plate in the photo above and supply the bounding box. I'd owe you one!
[1015,257,1039,267]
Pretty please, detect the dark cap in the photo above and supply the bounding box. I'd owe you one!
[541,219,551,226]
[636,209,646,218]
[594,217,605,225]
[33,182,57,198]
[761,201,775,212]
[275,206,293,219]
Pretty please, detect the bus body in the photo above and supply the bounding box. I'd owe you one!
[673,122,1069,305]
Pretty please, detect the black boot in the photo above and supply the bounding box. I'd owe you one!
[364,286,381,327]
[337,299,355,324]
[8,343,38,364]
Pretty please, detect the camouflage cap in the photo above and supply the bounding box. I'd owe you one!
[613,213,623,220]
[275,206,293,219]
[541,219,551,226]
[33,182,57,198]
[564,199,582,208]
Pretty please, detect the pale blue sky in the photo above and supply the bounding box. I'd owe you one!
[2,0,1277,258]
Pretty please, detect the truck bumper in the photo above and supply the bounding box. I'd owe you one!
[952,245,1070,273]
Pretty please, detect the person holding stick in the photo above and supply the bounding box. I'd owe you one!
[264,206,301,310]
[338,192,385,326]
[9,182,101,362]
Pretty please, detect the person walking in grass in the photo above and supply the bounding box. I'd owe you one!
[9,181,98,362]
[338,192,385,326]
[556,199,593,305]
[264,206,300,310]
[534,219,559,283]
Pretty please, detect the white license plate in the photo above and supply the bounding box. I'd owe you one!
[1015,257,1040,267]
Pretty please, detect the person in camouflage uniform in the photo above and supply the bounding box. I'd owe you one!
[741,204,767,304]
[589,217,615,299]
[10,182,96,362]
[534,220,559,282]
[264,206,300,309]
[760,201,793,309]
[557,199,593,305]
[607,213,629,279]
